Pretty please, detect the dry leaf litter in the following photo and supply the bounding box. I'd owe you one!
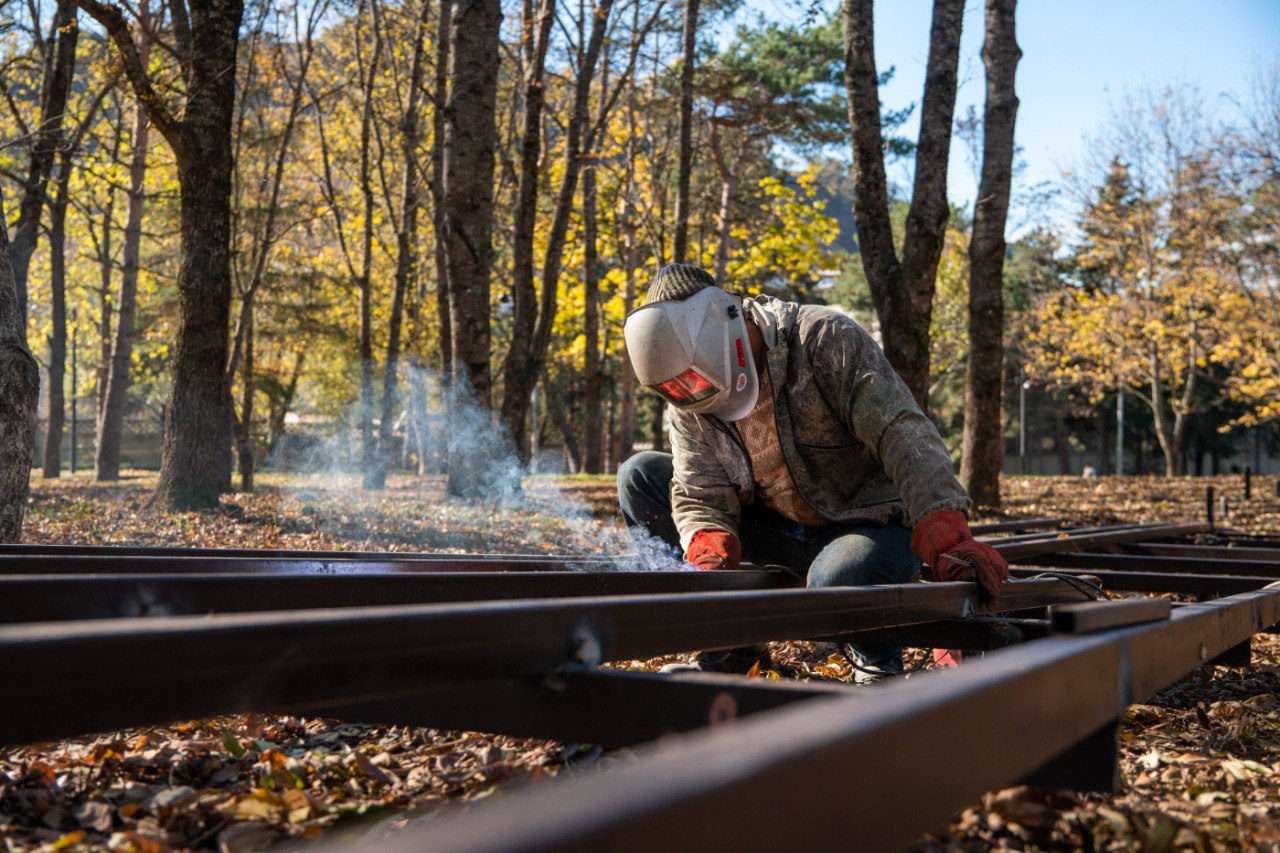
[3,472,1279,850]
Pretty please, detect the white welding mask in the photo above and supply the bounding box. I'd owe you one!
[624,287,760,422]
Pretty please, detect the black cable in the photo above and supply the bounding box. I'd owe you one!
[1026,570,1110,601]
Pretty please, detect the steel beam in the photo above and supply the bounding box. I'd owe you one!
[0,570,798,623]
[1049,599,1171,634]
[0,578,1085,745]
[830,617,1048,651]
[0,553,631,576]
[1119,543,1280,563]
[1019,552,1280,577]
[388,586,1280,853]
[987,522,1150,544]
[306,670,854,748]
[1008,566,1271,597]
[994,523,1209,562]
[1020,720,1119,793]
[1207,639,1252,668]
[0,543,635,562]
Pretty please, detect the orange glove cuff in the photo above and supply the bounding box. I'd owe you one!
[685,529,742,571]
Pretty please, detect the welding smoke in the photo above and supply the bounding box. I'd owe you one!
[269,359,687,571]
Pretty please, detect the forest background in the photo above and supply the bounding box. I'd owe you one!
[1,0,1278,523]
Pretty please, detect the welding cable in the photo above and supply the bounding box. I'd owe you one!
[1025,570,1110,601]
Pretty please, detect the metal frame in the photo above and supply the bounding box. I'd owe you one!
[6,518,1280,852]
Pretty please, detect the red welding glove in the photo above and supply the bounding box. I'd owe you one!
[911,510,1009,599]
[685,529,742,571]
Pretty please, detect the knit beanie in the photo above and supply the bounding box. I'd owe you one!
[645,263,718,304]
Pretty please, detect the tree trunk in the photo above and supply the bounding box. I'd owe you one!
[153,20,242,507]
[1054,422,1070,475]
[959,0,1019,508]
[42,157,73,478]
[96,85,150,482]
[266,350,305,457]
[545,376,582,473]
[841,0,964,409]
[77,0,244,507]
[357,0,383,490]
[502,0,556,461]
[95,174,116,420]
[236,294,254,491]
[617,68,639,465]
[373,0,432,490]
[649,393,666,453]
[430,0,453,464]
[0,200,41,542]
[582,163,603,473]
[441,0,501,497]
[619,258,637,462]
[152,154,236,508]
[9,0,78,325]
[499,0,612,461]
[671,0,699,264]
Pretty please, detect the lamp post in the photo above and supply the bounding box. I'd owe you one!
[1019,369,1029,475]
[1116,390,1125,477]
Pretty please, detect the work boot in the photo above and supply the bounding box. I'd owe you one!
[841,643,904,685]
[659,645,771,675]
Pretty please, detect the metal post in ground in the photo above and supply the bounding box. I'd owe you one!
[1206,486,1215,529]
[1245,465,1252,500]
[1115,390,1125,477]
[1019,370,1028,475]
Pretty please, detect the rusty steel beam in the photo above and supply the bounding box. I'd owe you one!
[1008,566,1271,598]
[1049,599,1171,634]
[0,578,1087,746]
[390,585,1280,853]
[1119,542,1280,562]
[306,669,856,748]
[0,553,633,576]
[993,523,1210,562]
[0,570,800,624]
[1019,552,1280,578]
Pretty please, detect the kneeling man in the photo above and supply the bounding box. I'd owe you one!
[618,264,1008,680]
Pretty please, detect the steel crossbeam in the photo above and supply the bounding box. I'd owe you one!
[1023,551,1280,577]
[0,570,799,623]
[388,585,1280,853]
[7,520,1280,853]
[0,578,1085,746]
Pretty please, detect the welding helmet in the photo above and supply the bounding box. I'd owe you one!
[623,285,760,422]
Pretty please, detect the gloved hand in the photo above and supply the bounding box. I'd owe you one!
[685,529,742,571]
[911,510,1009,598]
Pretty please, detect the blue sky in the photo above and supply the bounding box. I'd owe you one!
[736,0,1280,228]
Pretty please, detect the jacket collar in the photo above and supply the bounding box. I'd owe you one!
[744,295,799,351]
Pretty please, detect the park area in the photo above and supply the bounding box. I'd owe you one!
[2,472,1280,850]
[3,0,1280,848]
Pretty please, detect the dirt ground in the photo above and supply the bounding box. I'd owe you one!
[3,473,1280,851]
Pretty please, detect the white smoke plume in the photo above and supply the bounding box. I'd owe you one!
[268,360,688,572]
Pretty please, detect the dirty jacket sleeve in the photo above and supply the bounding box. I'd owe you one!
[669,411,742,552]
[808,313,972,525]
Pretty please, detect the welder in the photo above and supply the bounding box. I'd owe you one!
[618,263,1008,681]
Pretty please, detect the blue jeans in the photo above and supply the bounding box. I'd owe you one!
[617,451,920,668]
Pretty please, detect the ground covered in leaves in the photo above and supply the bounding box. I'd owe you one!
[4,472,1280,850]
